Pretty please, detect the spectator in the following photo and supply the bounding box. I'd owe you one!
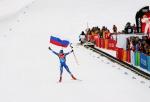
[148,46,150,56]
[113,25,117,33]
[100,29,103,38]
[79,31,86,45]
[124,22,133,34]
[130,40,135,51]
[143,42,149,54]
[132,24,137,33]
[104,29,111,39]
[135,42,140,51]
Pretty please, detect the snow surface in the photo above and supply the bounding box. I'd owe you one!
[0,0,34,19]
[95,46,116,57]
[0,0,150,102]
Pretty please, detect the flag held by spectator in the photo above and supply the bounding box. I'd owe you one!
[50,36,70,47]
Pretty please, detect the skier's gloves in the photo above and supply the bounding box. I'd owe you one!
[71,50,73,52]
[48,47,51,50]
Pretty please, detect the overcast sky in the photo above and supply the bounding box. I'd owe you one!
[0,0,150,31]
[43,0,150,31]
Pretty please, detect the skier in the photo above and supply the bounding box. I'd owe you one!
[48,46,77,82]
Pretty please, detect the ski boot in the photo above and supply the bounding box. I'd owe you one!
[59,76,62,83]
[71,75,77,80]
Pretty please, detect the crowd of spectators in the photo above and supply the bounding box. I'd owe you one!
[84,22,137,38]
[79,23,150,56]
[126,36,150,55]
[86,26,112,39]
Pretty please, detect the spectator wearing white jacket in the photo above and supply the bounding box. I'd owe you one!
[79,31,86,45]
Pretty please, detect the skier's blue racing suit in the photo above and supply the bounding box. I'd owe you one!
[51,50,73,75]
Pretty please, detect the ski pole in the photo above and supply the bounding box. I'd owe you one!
[70,43,79,65]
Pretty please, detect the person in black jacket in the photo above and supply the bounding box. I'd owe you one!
[124,22,133,34]
[113,25,117,33]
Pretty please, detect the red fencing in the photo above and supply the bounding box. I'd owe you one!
[94,37,117,50]
[108,39,117,50]
[100,38,105,48]
[87,34,99,43]
[116,48,131,62]
[95,37,100,47]
[126,50,131,63]
[87,35,131,63]
[116,48,123,61]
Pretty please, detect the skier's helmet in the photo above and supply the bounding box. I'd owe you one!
[59,50,63,53]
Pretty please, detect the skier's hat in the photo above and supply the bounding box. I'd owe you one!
[59,50,63,53]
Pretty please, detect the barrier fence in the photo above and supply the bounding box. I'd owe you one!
[116,50,150,72]
[87,34,150,72]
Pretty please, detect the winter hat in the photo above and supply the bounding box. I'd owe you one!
[59,50,63,53]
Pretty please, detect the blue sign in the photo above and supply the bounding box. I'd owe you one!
[147,56,150,72]
[140,53,148,69]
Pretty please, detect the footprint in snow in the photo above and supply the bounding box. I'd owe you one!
[106,62,110,64]
[132,76,136,79]
[140,81,145,84]
[124,72,128,75]
[9,28,12,31]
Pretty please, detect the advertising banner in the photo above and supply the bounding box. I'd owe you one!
[140,53,148,69]
[147,56,150,72]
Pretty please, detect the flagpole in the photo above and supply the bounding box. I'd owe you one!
[86,22,90,42]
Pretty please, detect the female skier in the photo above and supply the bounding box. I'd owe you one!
[48,47,77,82]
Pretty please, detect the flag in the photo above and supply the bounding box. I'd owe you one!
[50,36,70,47]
